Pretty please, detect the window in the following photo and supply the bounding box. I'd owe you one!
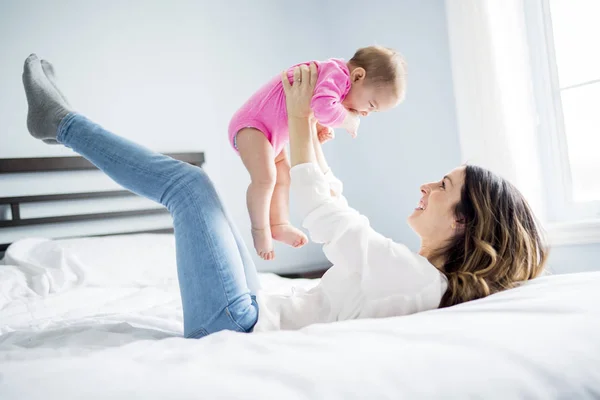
[526,0,600,224]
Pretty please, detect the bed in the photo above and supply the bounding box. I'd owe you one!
[1,156,599,399]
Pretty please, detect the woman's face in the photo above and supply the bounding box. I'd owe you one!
[408,166,466,249]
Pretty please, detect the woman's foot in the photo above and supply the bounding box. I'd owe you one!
[251,227,275,261]
[22,54,71,141]
[41,59,71,106]
[271,223,308,248]
[39,60,71,144]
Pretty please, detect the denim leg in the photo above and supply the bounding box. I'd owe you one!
[57,113,259,337]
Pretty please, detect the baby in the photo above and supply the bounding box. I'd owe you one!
[229,45,407,260]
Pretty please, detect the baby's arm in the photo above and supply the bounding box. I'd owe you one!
[310,67,360,137]
[310,66,349,128]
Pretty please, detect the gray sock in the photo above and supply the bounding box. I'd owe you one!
[22,54,71,141]
[39,60,70,144]
[41,60,71,106]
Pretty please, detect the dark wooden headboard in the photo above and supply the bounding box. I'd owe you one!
[0,153,205,253]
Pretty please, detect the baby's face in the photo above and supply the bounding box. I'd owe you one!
[342,82,400,117]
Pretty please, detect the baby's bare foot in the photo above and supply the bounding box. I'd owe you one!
[271,223,308,248]
[251,227,274,261]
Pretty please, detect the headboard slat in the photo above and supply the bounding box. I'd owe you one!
[0,208,167,228]
[0,152,205,174]
[0,190,135,205]
[0,152,204,255]
[0,227,175,253]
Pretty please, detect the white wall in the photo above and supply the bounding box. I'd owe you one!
[321,0,461,251]
[0,0,335,273]
[1,0,461,272]
[5,0,582,276]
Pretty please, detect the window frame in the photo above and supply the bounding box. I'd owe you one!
[524,0,600,226]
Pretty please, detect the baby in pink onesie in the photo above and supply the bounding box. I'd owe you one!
[229,45,407,260]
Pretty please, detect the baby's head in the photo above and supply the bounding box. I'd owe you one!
[343,45,407,116]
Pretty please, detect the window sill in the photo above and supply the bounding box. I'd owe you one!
[547,219,600,247]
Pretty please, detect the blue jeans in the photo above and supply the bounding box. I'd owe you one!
[57,113,260,338]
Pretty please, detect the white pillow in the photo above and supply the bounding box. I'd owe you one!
[3,234,178,295]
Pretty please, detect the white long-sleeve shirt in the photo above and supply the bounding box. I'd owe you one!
[253,163,448,332]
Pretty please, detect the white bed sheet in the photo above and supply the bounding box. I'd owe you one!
[0,235,599,399]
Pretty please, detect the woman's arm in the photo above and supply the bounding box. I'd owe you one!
[311,122,331,175]
[282,66,440,297]
[282,64,334,178]
[311,124,343,196]
[288,115,316,167]
[283,65,341,197]
[291,163,438,300]
[281,64,318,168]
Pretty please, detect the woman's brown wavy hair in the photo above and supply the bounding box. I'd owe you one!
[437,165,548,308]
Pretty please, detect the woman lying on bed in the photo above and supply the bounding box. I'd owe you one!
[22,55,547,338]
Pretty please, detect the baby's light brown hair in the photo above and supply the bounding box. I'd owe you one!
[349,45,407,101]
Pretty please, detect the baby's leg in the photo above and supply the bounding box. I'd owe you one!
[270,151,308,248]
[237,128,276,261]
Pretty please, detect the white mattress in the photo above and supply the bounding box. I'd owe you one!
[0,234,599,399]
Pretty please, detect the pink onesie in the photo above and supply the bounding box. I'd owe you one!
[228,58,351,157]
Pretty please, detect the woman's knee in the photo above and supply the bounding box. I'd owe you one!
[181,165,211,188]
[162,165,215,206]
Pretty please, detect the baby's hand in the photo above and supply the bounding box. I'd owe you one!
[342,111,360,138]
[316,122,335,144]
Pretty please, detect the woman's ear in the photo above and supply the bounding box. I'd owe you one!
[350,67,366,83]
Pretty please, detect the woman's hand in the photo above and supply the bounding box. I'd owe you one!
[281,63,318,119]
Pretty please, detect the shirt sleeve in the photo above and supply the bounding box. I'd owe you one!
[310,64,350,127]
[323,169,343,198]
[290,163,445,302]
